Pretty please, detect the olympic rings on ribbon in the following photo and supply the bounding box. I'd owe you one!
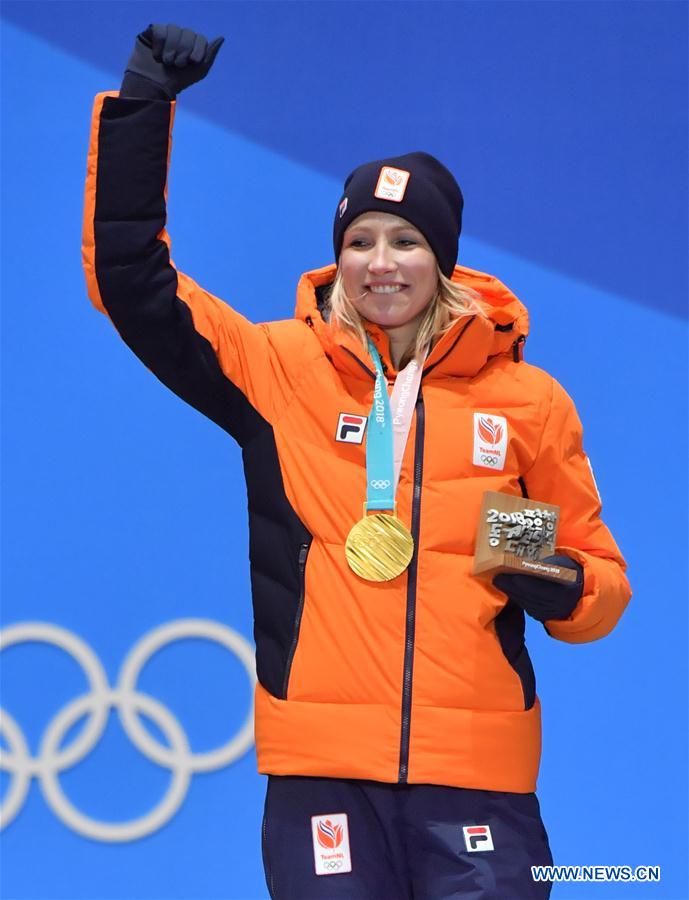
[369,479,392,490]
[0,619,256,842]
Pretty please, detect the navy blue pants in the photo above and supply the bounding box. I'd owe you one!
[261,775,553,899]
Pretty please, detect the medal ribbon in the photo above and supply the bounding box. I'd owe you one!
[365,336,428,512]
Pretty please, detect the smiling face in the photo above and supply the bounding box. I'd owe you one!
[339,212,439,330]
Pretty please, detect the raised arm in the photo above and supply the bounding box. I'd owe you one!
[82,24,310,444]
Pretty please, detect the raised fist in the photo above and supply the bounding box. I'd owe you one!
[122,24,224,100]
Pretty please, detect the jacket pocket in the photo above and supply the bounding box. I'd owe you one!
[281,540,311,699]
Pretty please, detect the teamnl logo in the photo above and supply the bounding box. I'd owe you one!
[0,620,256,842]
[374,166,410,203]
[473,413,508,471]
[311,813,352,875]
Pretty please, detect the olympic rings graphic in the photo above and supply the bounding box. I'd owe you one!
[369,479,391,490]
[324,860,343,870]
[0,619,256,842]
[479,455,499,466]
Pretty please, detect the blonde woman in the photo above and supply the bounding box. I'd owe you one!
[82,23,631,899]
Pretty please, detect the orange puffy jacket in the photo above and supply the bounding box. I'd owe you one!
[83,92,631,793]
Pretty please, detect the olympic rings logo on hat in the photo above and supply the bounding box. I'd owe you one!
[0,619,256,842]
[369,479,391,490]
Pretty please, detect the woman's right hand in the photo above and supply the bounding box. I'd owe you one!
[122,24,224,100]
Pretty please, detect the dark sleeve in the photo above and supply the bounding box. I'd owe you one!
[82,91,309,445]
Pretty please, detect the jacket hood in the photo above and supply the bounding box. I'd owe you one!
[294,263,529,379]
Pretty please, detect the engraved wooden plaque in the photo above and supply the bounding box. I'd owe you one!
[472,491,578,584]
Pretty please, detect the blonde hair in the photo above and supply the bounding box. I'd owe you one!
[323,264,487,369]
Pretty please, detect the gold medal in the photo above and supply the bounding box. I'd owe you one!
[345,503,414,582]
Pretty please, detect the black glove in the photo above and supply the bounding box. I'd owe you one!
[120,24,224,101]
[492,554,584,623]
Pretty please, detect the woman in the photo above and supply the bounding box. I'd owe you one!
[82,23,631,900]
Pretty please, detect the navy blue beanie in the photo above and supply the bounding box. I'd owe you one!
[333,151,463,278]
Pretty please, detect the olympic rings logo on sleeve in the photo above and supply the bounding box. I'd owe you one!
[0,619,256,842]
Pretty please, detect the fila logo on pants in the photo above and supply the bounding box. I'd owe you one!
[463,824,495,852]
[336,413,368,444]
[311,813,352,875]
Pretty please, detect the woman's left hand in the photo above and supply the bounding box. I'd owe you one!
[492,555,584,622]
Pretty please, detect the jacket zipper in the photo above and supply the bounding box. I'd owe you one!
[340,323,478,782]
[398,389,425,782]
[282,541,311,699]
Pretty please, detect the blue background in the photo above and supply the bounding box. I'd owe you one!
[1,2,687,898]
